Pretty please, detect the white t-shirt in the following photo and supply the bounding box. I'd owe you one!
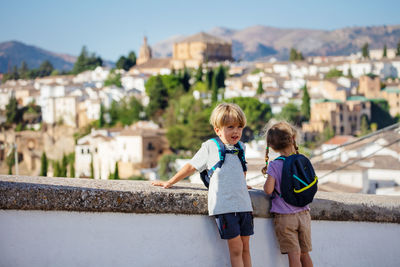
[190,139,253,216]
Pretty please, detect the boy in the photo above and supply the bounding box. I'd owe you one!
[152,103,254,267]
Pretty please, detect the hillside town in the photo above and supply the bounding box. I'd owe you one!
[1,32,400,196]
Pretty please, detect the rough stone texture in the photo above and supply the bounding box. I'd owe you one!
[1,175,400,223]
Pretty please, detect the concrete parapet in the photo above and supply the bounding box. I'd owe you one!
[1,175,400,223]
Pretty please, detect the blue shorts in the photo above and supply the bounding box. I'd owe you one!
[214,212,254,240]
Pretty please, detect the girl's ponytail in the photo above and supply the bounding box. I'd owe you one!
[261,145,270,175]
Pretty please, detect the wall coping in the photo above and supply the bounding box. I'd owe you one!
[1,175,400,223]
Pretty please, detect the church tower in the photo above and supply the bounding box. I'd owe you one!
[137,36,152,65]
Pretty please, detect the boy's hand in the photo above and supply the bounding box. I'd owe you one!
[151,181,172,189]
[247,185,253,189]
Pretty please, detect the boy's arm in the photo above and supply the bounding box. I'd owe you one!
[152,163,197,189]
[263,175,276,195]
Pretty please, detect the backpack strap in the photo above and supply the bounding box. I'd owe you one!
[271,156,286,198]
[204,137,226,181]
[200,137,248,188]
[234,141,247,172]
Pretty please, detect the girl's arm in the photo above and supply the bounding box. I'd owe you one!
[152,163,197,189]
[263,174,276,195]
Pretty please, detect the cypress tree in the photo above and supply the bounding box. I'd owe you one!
[113,162,119,180]
[195,65,203,83]
[362,43,369,59]
[40,152,48,176]
[206,69,214,90]
[215,65,226,89]
[396,41,400,56]
[211,74,218,104]
[257,78,263,95]
[99,104,105,128]
[90,157,94,178]
[301,85,311,121]
[383,44,387,58]
[60,154,68,177]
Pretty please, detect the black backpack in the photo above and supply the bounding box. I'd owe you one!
[273,154,318,207]
[200,137,247,188]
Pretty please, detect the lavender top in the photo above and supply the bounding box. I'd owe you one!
[266,159,310,214]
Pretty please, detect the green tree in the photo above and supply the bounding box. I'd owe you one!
[280,103,301,124]
[347,68,353,78]
[40,152,48,176]
[184,108,214,152]
[127,51,137,66]
[69,153,75,178]
[362,43,369,59]
[257,78,263,95]
[206,68,214,90]
[166,125,187,150]
[158,154,179,180]
[215,65,226,89]
[116,56,128,70]
[70,163,75,178]
[383,44,387,58]
[301,85,311,121]
[53,161,61,177]
[322,124,335,142]
[396,41,400,56]
[38,60,54,77]
[60,154,68,177]
[145,75,169,120]
[195,65,203,83]
[211,74,219,104]
[112,162,119,180]
[116,51,136,71]
[72,46,103,74]
[289,48,304,61]
[19,61,29,79]
[181,67,191,92]
[325,68,343,78]
[99,104,105,128]
[90,157,94,178]
[117,96,143,126]
[6,147,15,175]
[229,97,272,135]
[104,70,122,87]
[5,96,19,124]
[360,116,370,136]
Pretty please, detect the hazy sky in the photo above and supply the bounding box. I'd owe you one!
[1,0,400,61]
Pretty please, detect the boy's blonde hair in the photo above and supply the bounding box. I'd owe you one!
[209,103,246,129]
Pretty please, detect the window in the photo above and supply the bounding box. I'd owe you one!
[340,126,344,134]
[147,143,155,151]
[81,149,84,154]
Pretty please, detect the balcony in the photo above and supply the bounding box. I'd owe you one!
[1,175,399,267]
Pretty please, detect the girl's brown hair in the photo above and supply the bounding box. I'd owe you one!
[261,122,299,175]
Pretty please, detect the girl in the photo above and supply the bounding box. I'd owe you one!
[262,122,313,267]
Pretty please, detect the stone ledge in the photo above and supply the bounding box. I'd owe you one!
[1,175,400,223]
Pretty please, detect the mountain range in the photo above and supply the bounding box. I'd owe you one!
[153,24,400,61]
[1,24,400,73]
[0,41,76,73]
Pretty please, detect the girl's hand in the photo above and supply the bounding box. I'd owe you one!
[151,181,172,189]
[247,185,253,189]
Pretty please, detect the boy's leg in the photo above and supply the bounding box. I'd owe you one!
[227,236,244,267]
[287,251,302,267]
[300,252,313,267]
[241,235,252,267]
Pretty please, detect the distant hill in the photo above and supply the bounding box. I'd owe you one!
[0,41,76,73]
[153,24,400,61]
